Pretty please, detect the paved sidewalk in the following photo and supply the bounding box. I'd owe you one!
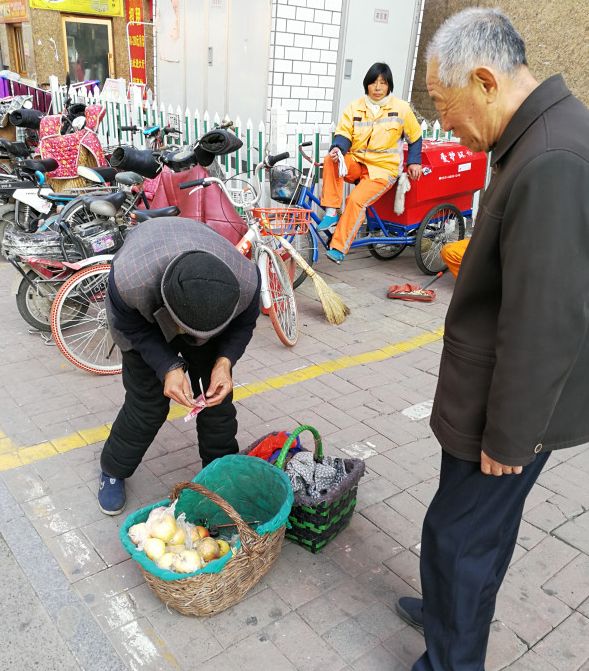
[1,249,588,671]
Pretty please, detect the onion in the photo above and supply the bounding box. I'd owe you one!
[198,537,220,562]
[173,549,203,573]
[156,552,175,570]
[190,525,210,543]
[170,527,186,546]
[128,523,149,548]
[144,537,166,562]
[165,544,186,554]
[217,539,231,557]
[148,514,177,543]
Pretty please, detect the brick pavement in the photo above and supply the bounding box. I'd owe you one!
[0,249,588,670]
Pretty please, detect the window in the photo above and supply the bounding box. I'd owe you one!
[7,24,26,76]
[63,16,114,85]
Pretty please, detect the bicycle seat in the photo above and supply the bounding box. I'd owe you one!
[78,165,117,184]
[81,191,127,218]
[115,171,144,186]
[0,139,32,158]
[21,158,59,174]
[132,206,180,222]
[160,147,196,172]
[143,126,160,138]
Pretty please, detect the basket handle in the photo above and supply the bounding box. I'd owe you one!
[170,481,260,555]
[275,424,323,471]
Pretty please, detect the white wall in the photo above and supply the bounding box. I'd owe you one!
[267,0,343,136]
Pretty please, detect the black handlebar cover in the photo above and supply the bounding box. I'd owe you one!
[179,178,206,189]
[267,151,290,167]
[120,125,138,132]
[300,141,312,147]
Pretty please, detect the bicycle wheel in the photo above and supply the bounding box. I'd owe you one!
[415,203,465,275]
[50,263,122,375]
[261,249,298,347]
[367,230,407,260]
[16,271,61,332]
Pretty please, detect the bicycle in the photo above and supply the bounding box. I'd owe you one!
[179,151,300,347]
[118,124,182,151]
[278,140,468,285]
[50,262,120,375]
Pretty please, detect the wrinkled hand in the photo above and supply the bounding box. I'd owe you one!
[164,367,195,408]
[205,357,233,407]
[481,450,523,476]
[407,164,422,180]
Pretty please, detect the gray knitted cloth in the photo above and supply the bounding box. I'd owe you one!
[286,451,347,501]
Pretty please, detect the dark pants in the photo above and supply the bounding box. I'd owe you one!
[413,450,550,671]
[101,340,238,479]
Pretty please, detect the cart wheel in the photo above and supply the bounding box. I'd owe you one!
[415,203,465,275]
[367,230,407,261]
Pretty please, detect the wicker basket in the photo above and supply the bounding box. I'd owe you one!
[248,425,366,554]
[120,455,293,616]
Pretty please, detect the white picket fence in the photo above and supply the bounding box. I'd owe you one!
[48,78,457,181]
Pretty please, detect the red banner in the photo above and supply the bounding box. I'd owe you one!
[127,0,146,85]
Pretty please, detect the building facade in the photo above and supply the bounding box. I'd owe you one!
[0,0,154,90]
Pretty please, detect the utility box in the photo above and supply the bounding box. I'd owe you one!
[371,140,487,225]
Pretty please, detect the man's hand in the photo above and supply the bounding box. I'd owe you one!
[164,367,195,407]
[328,147,341,161]
[206,357,233,406]
[407,164,422,180]
[481,450,523,476]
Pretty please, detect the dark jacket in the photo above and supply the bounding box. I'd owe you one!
[430,75,589,466]
[105,218,260,381]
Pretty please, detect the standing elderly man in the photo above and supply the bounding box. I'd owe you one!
[396,8,589,670]
[97,218,260,515]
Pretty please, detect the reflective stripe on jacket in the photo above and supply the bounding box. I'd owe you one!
[335,96,422,180]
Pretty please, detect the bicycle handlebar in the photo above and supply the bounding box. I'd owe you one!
[298,142,322,167]
[120,125,139,132]
[266,151,289,167]
[163,126,182,135]
[179,178,206,190]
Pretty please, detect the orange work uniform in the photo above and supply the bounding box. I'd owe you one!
[440,239,470,278]
[322,95,422,254]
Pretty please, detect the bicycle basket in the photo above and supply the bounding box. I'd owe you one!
[252,208,310,237]
[269,165,302,204]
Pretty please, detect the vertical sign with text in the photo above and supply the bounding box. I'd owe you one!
[127,0,146,84]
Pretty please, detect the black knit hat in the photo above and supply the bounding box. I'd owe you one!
[161,251,240,334]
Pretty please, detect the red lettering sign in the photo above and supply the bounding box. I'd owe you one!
[127,0,146,85]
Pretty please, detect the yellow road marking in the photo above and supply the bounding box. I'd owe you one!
[0,326,443,472]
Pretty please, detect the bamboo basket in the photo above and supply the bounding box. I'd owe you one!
[120,455,293,616]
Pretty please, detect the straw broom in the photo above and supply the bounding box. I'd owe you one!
[275,234,351,325]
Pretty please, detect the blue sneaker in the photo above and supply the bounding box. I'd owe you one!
[326,248,345,264]
[98,472,126,515]
[318,213,340,231]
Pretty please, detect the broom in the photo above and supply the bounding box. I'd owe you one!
[276,234,351,325]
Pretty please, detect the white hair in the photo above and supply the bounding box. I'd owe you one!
[426,8,527,87]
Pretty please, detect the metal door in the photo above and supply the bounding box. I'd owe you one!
[335,0,422,118]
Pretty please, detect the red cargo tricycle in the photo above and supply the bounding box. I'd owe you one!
[274,140,486,287]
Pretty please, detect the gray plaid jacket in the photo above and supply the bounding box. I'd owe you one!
[105,217,260,379]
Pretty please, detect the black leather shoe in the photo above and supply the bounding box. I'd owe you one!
[396,597,424,635]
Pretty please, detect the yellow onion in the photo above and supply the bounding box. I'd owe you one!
[217,539,231,557]
[198,537,220,562]
[165,544,186,554]
[128,523,149,547]
[148,514,177,543]
[156,552,176,570]
[173,549,203,573]
[169,527,186,546]
[144,537,166,562]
